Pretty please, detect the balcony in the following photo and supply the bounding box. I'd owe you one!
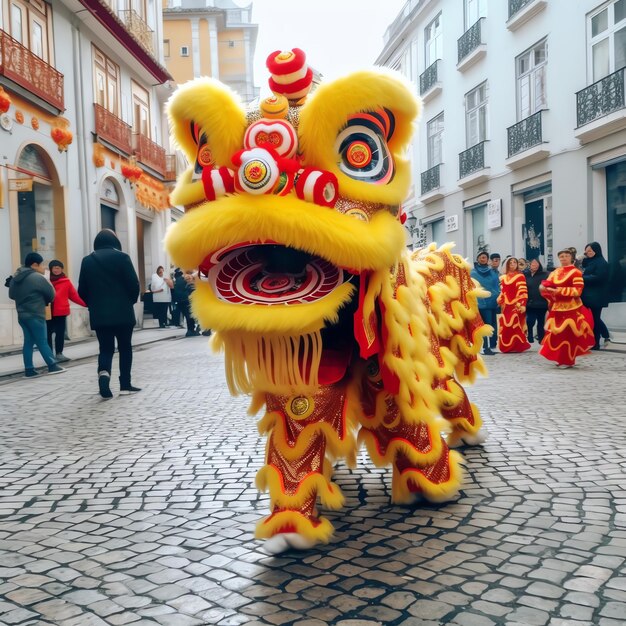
[420,164,444,203]
[94,104,133,155]
[419,60,442,103]
[120,9,155,55]
[0,29,64,111]
[458,141,490,188]
[457,18,486,72]
[164,155,177,182]
[505,110,550,169]
[507,0,547,31]
[134,133,166,177]
[575,68,626,144]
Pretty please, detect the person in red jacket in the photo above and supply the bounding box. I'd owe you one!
[47,260,86,362]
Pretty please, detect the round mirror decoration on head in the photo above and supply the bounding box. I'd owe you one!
[165,47,490,554]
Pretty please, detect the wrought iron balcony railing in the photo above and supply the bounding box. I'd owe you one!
[459,141,486,179]
[576,67,626,127]
[458,18,484,65]
[419,60,441,95]
[164,155,177,182]
[134,133,166,176]
[0,29,64,111]
[509,0,534,18]
[94,104,133,154]
[507,110,543,158]
[421,164,441,195]
[120,9,155,55]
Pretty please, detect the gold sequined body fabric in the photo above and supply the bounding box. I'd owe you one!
[252,244,490,543]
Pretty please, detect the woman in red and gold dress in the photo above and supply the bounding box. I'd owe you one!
[539,249,595,367]
[497,257,531,353]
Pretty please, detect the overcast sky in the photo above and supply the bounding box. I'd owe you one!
[247,0,408,95]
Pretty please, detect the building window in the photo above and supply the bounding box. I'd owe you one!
[607,160,626,303]
[425,13,442,67]
[427,112,444,168]
[517,39,547,120]
[588,0,626,82]
[180,45,189,57]
[8,0,51,62]
[163,39,170,58]
[431,218,446,245]
[228,40,235,48]
[132,81,151,137]
[470,203,489,258]
[464,0,487,30]
[465,82,488,148]
[93,46,121,117]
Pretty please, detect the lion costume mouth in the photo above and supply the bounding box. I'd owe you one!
[199,243,354,306]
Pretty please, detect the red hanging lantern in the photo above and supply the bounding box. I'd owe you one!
[51,117,73,152]
[121,158,143,185]
[0,87,11,114]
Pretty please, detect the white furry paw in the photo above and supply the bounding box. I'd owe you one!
[263,533,318,554]
[447,428,488,448]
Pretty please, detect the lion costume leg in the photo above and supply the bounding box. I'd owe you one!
[357,359,464,506]
[254,381,357,552]
[438,376,486,448]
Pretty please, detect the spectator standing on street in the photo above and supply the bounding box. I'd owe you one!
[173,268,199,336]
[470,250,500,355]
[525,258,549,344]
[490,253,501,273]
[9,252,65,377]
[518,257,529,274]
[47,260,86,362]
[78,229,141,398]
[150,266,173,329]
[539,248,594,367]
[497,257,530,353]
[582,241,611,350]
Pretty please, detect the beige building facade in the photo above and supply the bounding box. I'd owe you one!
[162,0,258,101]
[0,0,176,348]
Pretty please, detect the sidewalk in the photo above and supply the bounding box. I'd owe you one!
[0,325,187,379]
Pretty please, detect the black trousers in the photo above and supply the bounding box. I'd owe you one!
[96,325,134,387]
[589,306,609,346]
[526,308,547,343]
[153,302,169,327]
[47,315,67,354]
[178,299,196,332]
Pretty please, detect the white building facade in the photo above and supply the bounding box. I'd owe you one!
[377,0,626,334]
[0,0,176,348]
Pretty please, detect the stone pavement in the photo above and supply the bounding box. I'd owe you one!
[0,338,625,626]
[0,326,186,380]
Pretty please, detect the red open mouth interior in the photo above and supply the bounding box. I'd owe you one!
[199,244,352,306]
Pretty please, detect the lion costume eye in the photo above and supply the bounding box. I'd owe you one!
[335,109,395,184]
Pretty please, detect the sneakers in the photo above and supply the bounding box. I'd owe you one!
[603,337,611,348]
[24,369,39,378]
[55,353,70,363]
[47,365,66,375]
[119,385,141,395]
[482,348,495,355]
[98,372,113,399]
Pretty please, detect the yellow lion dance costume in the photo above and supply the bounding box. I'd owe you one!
[166,49,491,553]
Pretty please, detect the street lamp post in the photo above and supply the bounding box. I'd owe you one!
[405,214,426,251]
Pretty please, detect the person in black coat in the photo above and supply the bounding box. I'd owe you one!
[582,241,610,349]
[78,229,141,398]
[524,258,549,343]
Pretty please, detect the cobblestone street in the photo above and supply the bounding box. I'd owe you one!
[1,337,625,626]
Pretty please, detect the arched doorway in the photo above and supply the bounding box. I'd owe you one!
[14,144,66,267]
[99,177,129,253]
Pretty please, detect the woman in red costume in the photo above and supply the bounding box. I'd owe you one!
[539,248,595,367]
[497,257,531,353]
